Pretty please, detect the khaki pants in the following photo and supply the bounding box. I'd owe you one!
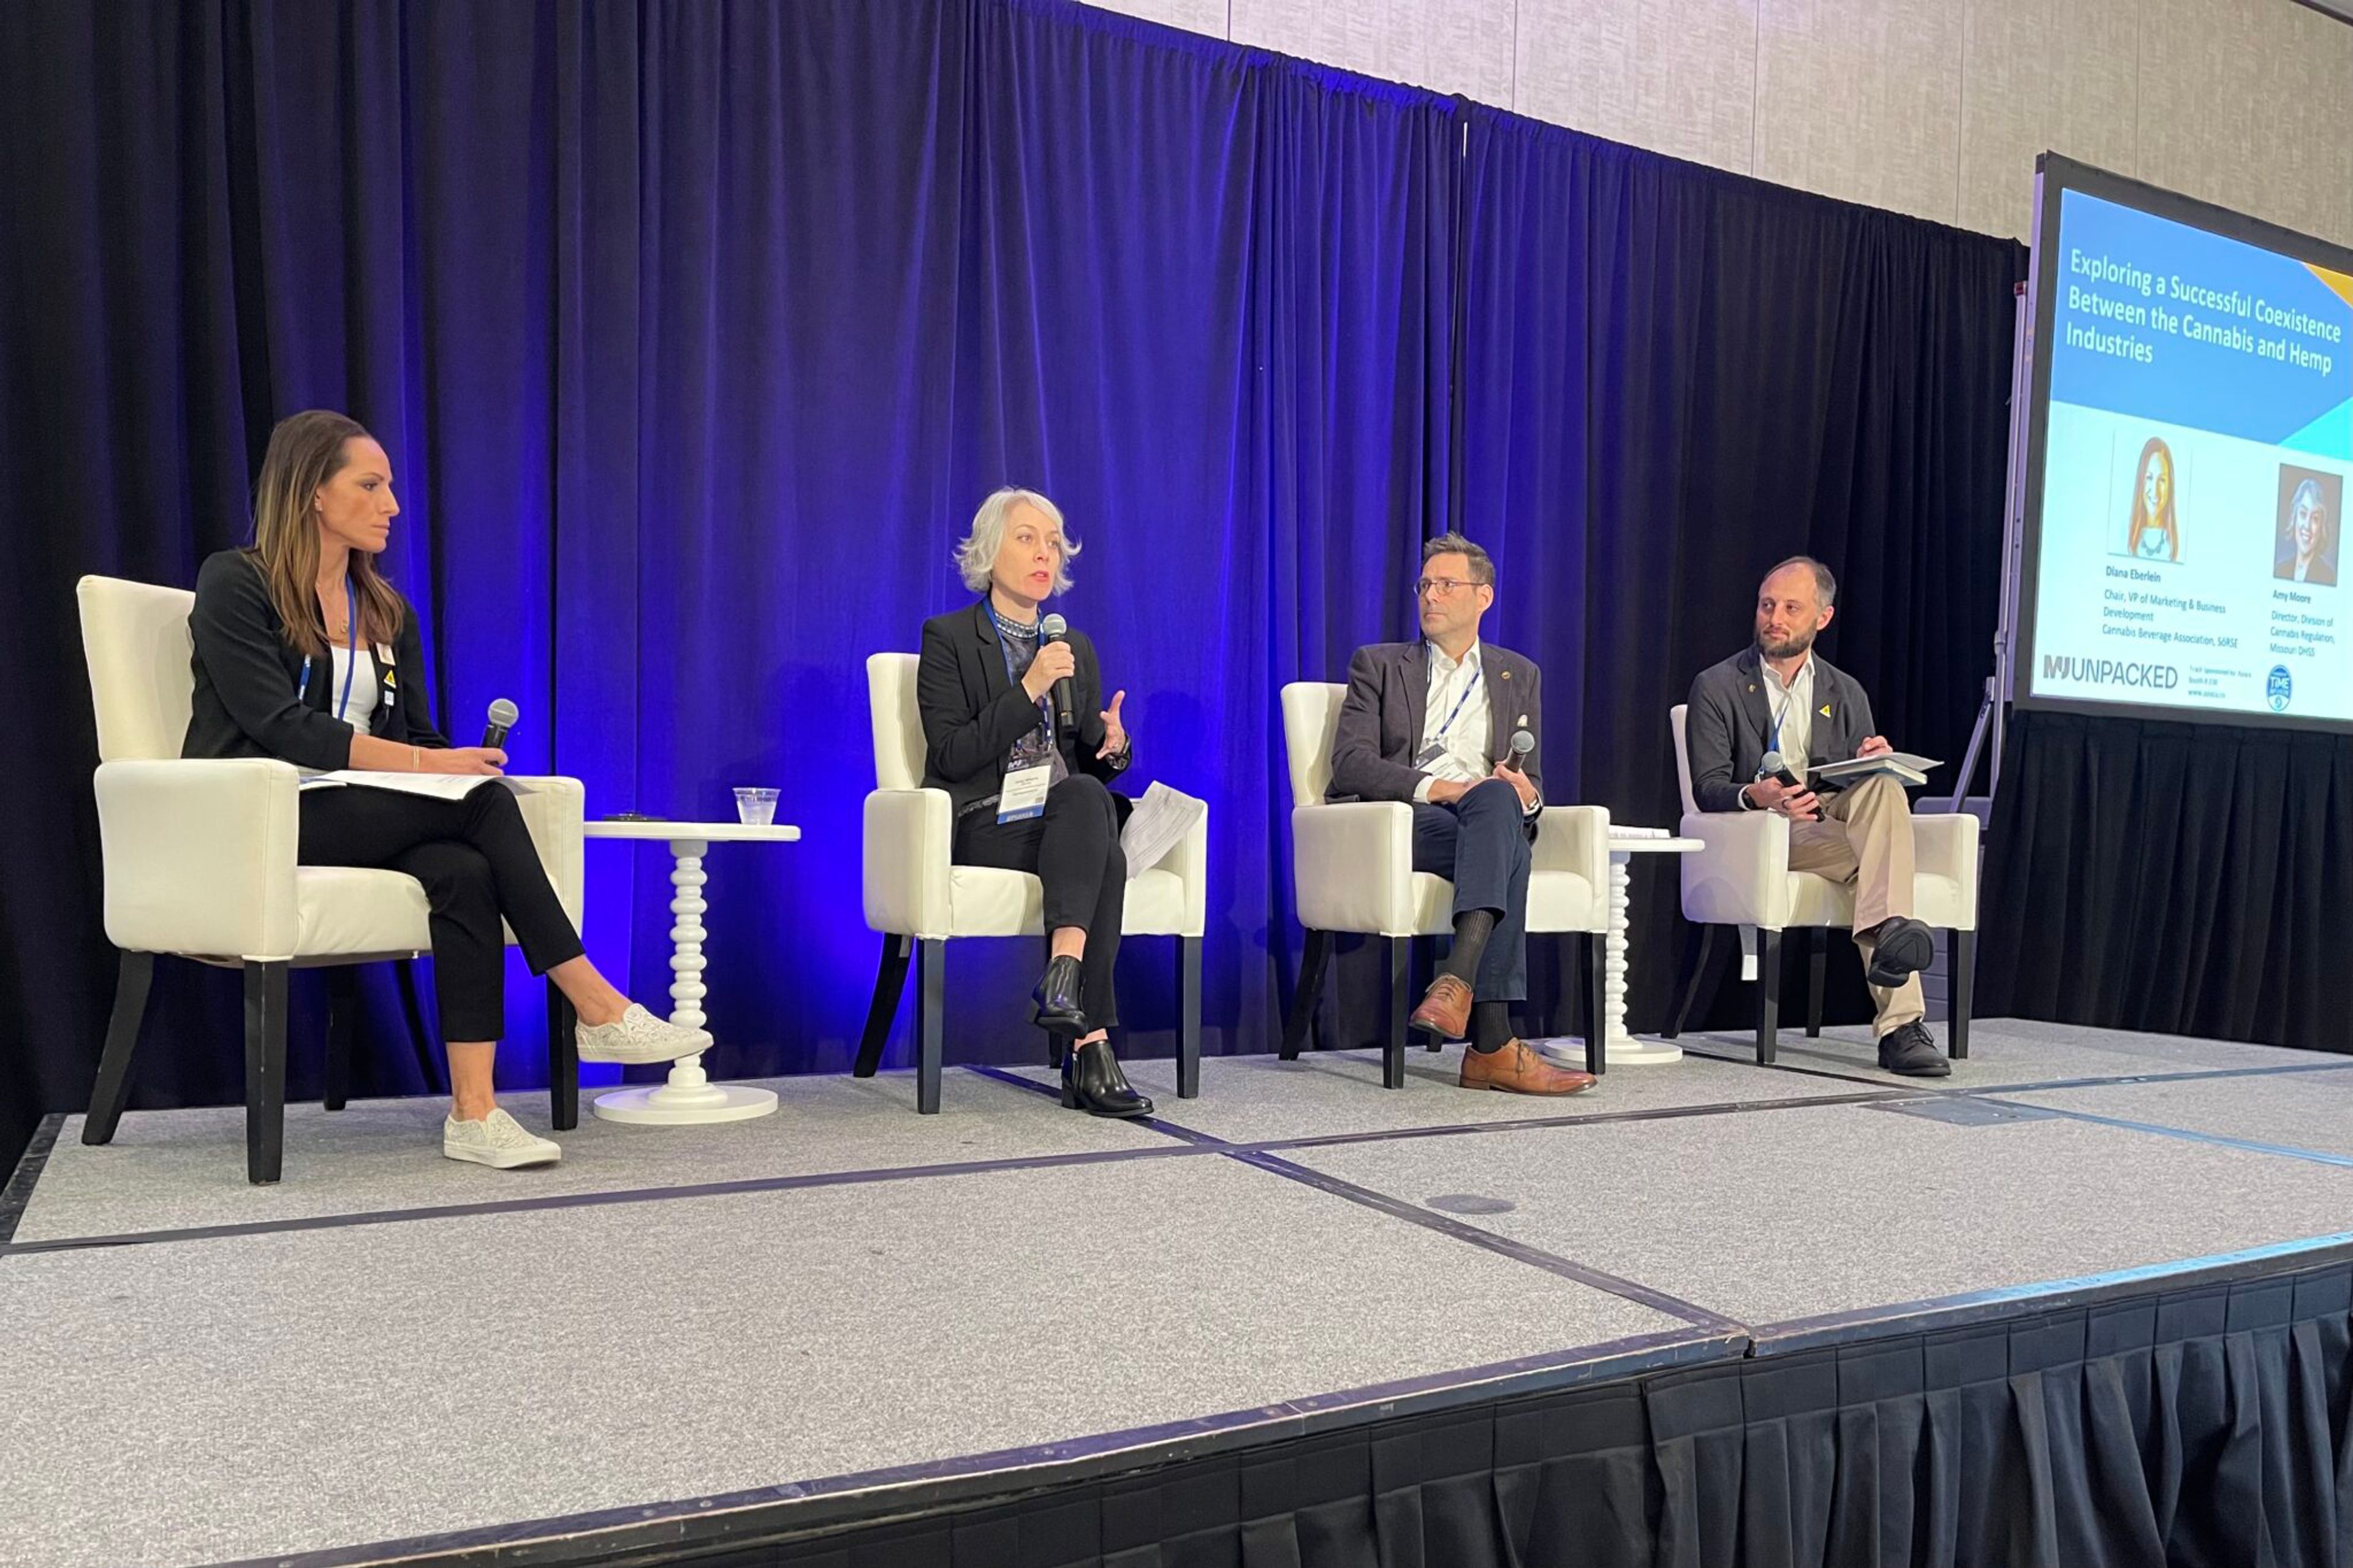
[1786,774,1923,1036]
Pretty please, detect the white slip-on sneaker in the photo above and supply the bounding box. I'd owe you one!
[442,1108,562,1169]
[575,1002,713,1065]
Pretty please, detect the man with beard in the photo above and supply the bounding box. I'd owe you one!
[1683,556,1947,1076]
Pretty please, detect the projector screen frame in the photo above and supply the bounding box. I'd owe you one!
[2011,152,2353,735]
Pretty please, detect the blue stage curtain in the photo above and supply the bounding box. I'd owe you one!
[1453,110,2021,1031]
[0,0,2018,1152]
[0,0,1458,1139]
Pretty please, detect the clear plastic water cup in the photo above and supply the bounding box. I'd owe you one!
[733,787,779,827]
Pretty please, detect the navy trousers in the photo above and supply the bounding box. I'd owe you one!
[1411,778,1531,1002]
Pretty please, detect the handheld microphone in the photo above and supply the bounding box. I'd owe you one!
[1505,725,1534,771]
[482,697,518,750]
[1039,615,1076,733]
[1757,749,1802,789]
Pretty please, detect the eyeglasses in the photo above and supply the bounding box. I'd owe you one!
[1414,577,1477,599]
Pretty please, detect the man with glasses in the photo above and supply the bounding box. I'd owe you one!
[1683,556,1945,1076]
[1327,534,1594,1096]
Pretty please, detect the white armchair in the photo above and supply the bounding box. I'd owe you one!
[76,575,588,1183]
[1276,682,1612,1085]
[854,653,1207,1113]
[1663,703,1977,1062]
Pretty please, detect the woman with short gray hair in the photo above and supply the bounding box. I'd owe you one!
[914,488,1150,1118]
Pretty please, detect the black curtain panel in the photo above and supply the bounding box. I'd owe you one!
[1980,708,2353,1056]
[1453,111,2024,1034]
[698,1265,2353,1568]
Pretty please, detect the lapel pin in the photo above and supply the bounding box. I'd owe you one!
[1819,703,1830,717]
[1498,668,1511,680]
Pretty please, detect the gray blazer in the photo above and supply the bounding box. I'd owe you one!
[1684,646,1877,814]
[1328,640,1544,831]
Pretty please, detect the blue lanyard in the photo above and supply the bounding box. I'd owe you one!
[987,605,1058,737]
[297,580,362,721]
[1428,647,1481,743]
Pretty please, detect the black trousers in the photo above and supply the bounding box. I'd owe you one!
[1411,777,1533,1001]
[297,783,585,1042]
[954,774,1124,1031]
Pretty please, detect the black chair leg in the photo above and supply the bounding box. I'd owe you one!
[83,950,154,1146]
[1384,936,1408,1088]
[1281,929,1331,1060]
[396,958,441,1094]
[1586,932,1608,1076]
[545,981,578,1131]
[1805,928,1827,1039]
[244,961,289,1184]
[855,933,913,1078]
[323,968,358,1112]
[1176,935,1201,1098]
[1415,934,1441,1050]
[915,939,945,1113]
[1950,929,1974,1060]
[1756,929,1781,1066]
[1663,922,1721,1040]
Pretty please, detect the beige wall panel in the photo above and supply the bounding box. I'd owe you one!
[1078,0,1233,40]
[1956,0,2139,241]
[1512,0,1760,175]
[1752,0,1966,223]
[1229,0,1516,102]
[2134,0,2266,222]
[2245,0,2353,248]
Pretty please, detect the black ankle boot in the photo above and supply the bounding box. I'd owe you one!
[1061,1039,1153,1118]
[1031,956,1087,1035]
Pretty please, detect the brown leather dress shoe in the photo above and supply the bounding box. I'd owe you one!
[1409,974,1473,1039]
[1458,1039,1597,1096]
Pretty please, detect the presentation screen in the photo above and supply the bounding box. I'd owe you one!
[2015,156,2353,729]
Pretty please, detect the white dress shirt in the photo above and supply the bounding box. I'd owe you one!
[1760,653,1815,778]
[1412,640,1490,801]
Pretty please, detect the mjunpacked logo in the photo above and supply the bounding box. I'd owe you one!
[2040,654,2181,689]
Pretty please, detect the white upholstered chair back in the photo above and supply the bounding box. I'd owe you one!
[1280,682,1344,811]
[867,653,925,790]
[1670,704,1699,817]
[79,576,198,764]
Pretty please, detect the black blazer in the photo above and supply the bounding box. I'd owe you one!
[916,599,1129,821]
[1327,639,1544,835]
[1683,645,1876,814]
[182,549,449,770]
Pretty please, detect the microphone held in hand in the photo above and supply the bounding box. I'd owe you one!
[482,697,518,750]
[1757,748,1803,790]
[1039,614,1077,733]
[1506,727,1535,771]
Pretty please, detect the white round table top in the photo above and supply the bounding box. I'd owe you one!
[1608,833,1702,854]
[584,820,801,843]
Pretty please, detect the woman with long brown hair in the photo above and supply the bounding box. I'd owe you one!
[2124,437,2180,561]
[184,410,708,1168]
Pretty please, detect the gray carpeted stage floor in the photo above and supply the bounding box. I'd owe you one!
[5,1018,2352,1566]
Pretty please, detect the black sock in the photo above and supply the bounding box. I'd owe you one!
[1470,1001,1514,1053]
[1441,909,1496,985]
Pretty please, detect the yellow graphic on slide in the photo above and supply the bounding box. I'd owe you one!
[2309,262,2353,314]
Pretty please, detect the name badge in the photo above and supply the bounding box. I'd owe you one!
[998,762,1053,823]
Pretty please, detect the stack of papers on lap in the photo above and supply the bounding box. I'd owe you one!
[1808,753,1939,787]
[1120,781,1206,878]
[297,771,537,801]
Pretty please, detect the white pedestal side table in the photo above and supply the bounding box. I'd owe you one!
[582,820,801,1124]
[1536,833,1701,1068]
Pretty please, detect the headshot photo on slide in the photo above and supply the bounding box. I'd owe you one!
[2274,466,2341,588]
[2118,434,2181,563]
